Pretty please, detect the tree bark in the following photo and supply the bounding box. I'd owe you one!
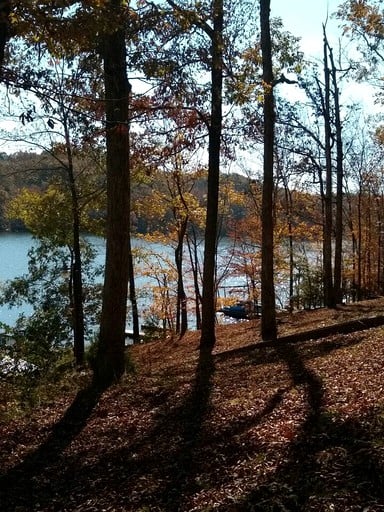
[322,28,335,308]
[95,0,131,383]
[327,35,344,305]
[187,228,202,330]
[175,217,188,337]
[199,0,223,353]
[127,90,140,344]
[63,119,85,367]
[260,0,277,341]
[128,241,140,344]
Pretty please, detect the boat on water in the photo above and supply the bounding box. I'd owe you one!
[218,300,261,320]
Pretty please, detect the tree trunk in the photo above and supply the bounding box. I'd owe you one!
[284,181,294,312]
[128,242,140,344]
[62,112,85,367]
[95,0,131,383]
[366,192,372,292]
[127,89,140,344]
[175,217,188,337]
[327,38,344,305]
[345,189,357,302]
[357,188,362,300]
[187,228,202,330]
[377,194,383,293]
[260,0,277,341]
[199,0,223,353]
[68,172,85,367]
[322,28,335,308]
[0,0,10,72]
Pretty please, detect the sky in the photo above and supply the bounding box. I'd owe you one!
[271,0,343,59]
[270,0,380,113]
[0,0,379,154]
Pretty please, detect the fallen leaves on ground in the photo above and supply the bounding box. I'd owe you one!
[1,299,384,511]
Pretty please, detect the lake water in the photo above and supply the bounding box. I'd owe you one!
[0,232,35,325]
[0,232,239,328]
[0,232,204,327]
[0,232,323,333]
[0,232,250,329]
[0,233,106,326]
[0,233,158,327]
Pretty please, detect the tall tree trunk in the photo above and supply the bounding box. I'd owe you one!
[327,38,344,305]
[377,194,383,293]
[0,0,10,72]
[283,180,294,312]
[71,213,85,366]
[127,89,140,344]
[357,188,362,300]
[65,136,85,367]
[175,217,188,337]
[95,0,131,383]
[172,169,190,337]
[322,27,335,308]
[366,192,372,292]
[345,190,357,301]
[187,228,202,330]
[260,0,277,341]
[199,0,223,354]
[128,243,140,344]
[60,106,85,367]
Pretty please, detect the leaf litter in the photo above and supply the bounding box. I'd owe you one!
[1,298,384,510]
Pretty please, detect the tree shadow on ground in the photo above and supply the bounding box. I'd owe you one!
[229,341,384,511]
[53,347,219,511]
[53,350,291,511]
[0,380,108,511]
[156,347,215,511]
[1,333,381,511]
[0,349,218,511]
[233,332,366,370]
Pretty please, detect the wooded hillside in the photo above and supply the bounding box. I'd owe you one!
[1,299,384,511]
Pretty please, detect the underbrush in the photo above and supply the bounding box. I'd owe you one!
[0,347,92,422]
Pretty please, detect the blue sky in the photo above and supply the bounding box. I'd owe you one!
[271,0,380,112]
[271,0,342,59]
[0,0,377,154]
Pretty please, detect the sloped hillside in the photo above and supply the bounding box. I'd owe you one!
[1,299,384,511]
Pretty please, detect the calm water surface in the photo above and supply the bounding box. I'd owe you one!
[0,232,246,328]
[0,232,178,327]
[0,232,107,326]
[0,233,35,325]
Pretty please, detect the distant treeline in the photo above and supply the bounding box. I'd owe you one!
[0,151,59,231]
[0,151,254,236]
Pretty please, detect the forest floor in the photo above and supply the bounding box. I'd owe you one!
[2,298,384,510]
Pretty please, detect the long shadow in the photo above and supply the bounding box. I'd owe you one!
[11,350,218,511]
[215,313,384,362]
[225,342,325,510]
[14,335,360,511]
[232,340,384,511]
[221,332,366,376]
[275,343,324,414]
[159,347,216,511]
[62,357,289,510]
[152,338,333,510]
[0,381,108,511]
[2,333,378,511]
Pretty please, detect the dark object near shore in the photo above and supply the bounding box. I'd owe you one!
[219,301,261,320]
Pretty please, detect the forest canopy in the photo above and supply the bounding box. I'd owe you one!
[0,0,383,366]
